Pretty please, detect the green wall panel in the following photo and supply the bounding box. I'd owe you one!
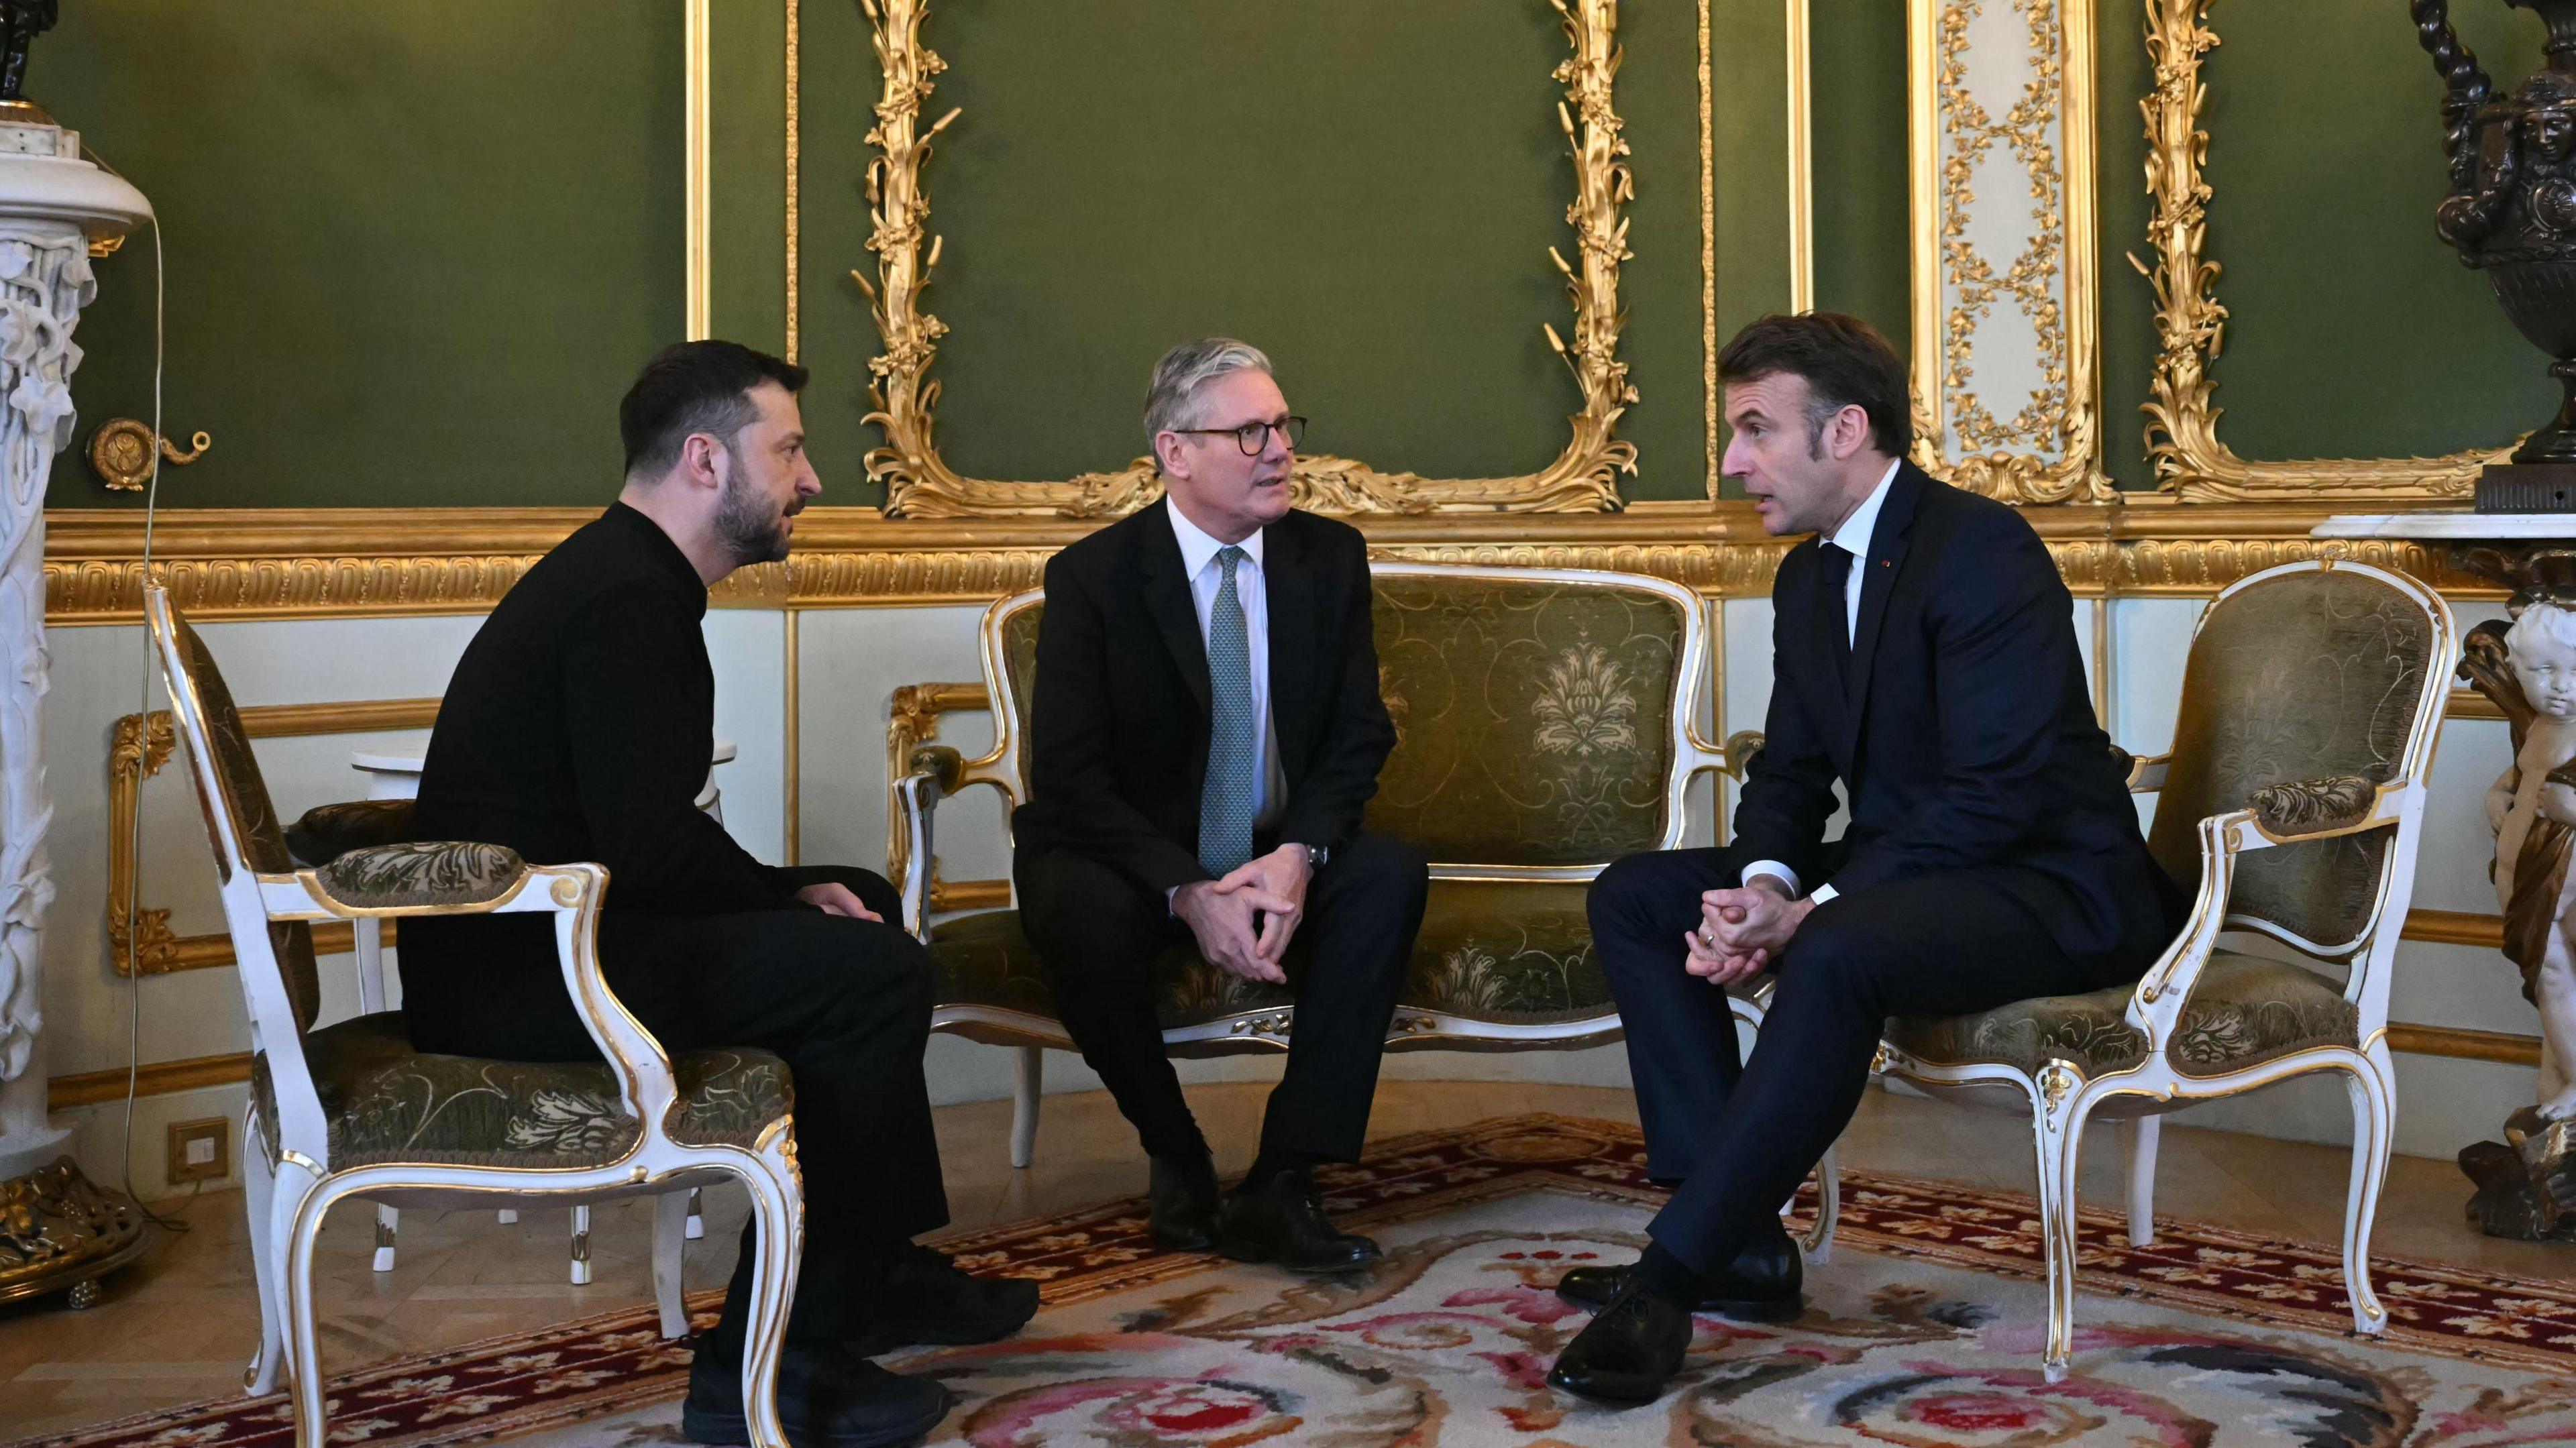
[40,1,682,509]
[797,0,1725,506]
[2189,0,2553,466]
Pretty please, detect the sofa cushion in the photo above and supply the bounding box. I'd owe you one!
[927,879,1615,1030]
[1884,951,2360,1081]
[254,1012,792,1170]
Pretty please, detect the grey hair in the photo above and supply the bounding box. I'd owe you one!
[1143,338,1273,459]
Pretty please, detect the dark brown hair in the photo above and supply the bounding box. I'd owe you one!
[1716,313,1912,459]
[620,340,809,480]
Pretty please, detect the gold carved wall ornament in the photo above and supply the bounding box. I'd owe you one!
[1908,0,2113,505]
[851,0,1639,519]
[2136,0,2512,501]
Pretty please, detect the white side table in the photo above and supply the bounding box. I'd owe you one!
[346,736,736,1290]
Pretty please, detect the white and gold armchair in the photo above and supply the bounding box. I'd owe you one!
[146,585,804,1448]
[1874,558,2455,1381]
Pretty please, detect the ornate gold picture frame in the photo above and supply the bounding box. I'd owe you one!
[850,0,1640,518]
[1907,0,2114,504]
[2137,0,2511,502]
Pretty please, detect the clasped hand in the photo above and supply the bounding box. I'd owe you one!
[1684,877,1809,988]
[1173,844,1311,985]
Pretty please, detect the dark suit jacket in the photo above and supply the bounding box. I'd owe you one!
[1014,499,1395,897]
[1732,462,2184,983]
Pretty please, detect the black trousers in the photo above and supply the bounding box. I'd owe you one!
[1015,832,1428,1165]
[406,865,944,1364]
[1589,845,2145,1275]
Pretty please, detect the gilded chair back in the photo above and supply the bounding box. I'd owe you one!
[2147,562,2449,956]
[977,563,1713,873]
[149,596,325,1035]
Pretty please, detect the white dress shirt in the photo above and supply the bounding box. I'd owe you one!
[1167,502,1287,830]
[1741,458,1900,907]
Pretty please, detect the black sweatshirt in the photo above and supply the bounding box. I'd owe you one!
[398,503,796,1050]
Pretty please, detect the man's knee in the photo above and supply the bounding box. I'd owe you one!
[1329,831,1428,909]
[1589,850,1698,945]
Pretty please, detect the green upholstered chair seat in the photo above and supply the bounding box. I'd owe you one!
[928,880,1615,1031]
[256,1012,792,1170]
[1885,952,2360,1082]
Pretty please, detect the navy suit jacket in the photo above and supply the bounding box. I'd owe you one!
[1730,462,2184,983]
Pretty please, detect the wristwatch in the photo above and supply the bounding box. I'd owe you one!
[1298,842,1331,871]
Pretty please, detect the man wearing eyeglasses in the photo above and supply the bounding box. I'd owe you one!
[1013,337,1428,1272]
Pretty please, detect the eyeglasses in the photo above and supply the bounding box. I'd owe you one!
[1172,416,1307,455]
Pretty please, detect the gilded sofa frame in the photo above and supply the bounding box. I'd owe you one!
[896,561,1838,1259]
[145,585,803,1448]
[1875,559,2455,1381]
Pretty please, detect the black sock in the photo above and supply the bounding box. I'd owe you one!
[1634,1242,1708,1308]
[1241,1148,1320,1192]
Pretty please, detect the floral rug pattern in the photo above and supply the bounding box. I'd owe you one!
[17,1114,2576,1447]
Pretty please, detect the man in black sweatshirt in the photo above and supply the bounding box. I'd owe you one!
[402,341,1031,1448]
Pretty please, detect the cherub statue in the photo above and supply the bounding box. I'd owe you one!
[2477,600,2576,1122]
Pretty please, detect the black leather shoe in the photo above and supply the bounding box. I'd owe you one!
[845,1243,1041,1356]
[1216,1168,1381,1274]
[1554,1230,1803,1323]
[682,1340,951,1447]
[1545,1277,1695,1404]
[1148,1152,1221,1251]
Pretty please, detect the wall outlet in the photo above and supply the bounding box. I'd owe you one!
[167,1117,231,1184]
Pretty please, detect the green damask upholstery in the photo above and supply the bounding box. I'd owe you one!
[170,614,322,1032]
[286,799,418,865]
[315,840,527,909]
[1366,576,1684,865]
[253,1013,792,1170]
[930,881,1616,1029]
[1885,952,2360,1081]
[2149,569,2434,947]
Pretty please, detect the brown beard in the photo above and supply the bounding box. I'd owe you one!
[713,449,794,566]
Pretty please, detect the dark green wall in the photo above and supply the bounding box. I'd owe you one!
[38,1,2561,508]
[41,1,682,509]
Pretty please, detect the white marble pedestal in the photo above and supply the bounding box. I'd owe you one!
[0,113,151,1306]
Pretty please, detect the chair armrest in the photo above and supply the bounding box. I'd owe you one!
[2116,745,2169,793]
[268,840,531,914]
[285,799,417,865]
[896,743,1014,940]
[2245,774,2385,842]
[1687,728,1765,784]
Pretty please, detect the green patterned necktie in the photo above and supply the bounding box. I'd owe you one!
[1198,545,1256,877]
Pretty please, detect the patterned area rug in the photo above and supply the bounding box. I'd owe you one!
[19,1114,2576,1447]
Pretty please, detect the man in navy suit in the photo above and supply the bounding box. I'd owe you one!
[1545,313,2186,1402]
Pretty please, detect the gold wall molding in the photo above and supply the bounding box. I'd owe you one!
[48,1050,254,1111]
[2136,0,2514,501]
[38,503,2516,624]
[1908,0,2112,505]
[109,698,433,975]
[849,0,1638,518]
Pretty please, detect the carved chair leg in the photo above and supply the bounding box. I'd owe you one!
[239,1141,284,1397]
[2342,1049,2396,1337]
[1796,1146,1839,1266]
[371,1204,398,1274]
[1010,1046,1044,1170]
[568,1206,592,1286]
[283,1185,340,1444]
[2029,1066,2090,1385]
[737,1152,805,1448]
[653,1190,692,1340]
[2126,1115,2161,1248]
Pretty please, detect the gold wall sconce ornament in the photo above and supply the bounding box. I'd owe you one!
[851,0,1639,519]
[87,417,207,492]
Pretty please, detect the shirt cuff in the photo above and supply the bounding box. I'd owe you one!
[1741,860,1801,897]
[1807,883,1839,906]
